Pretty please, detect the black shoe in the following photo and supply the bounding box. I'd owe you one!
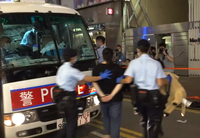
[158,130,164,138]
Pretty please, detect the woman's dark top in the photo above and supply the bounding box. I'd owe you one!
[92,63,124,104]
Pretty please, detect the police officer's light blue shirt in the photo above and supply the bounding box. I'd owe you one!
[97,45,106,64]
[116,53,126,65]
[56,62,86,91]
[20,29,34,47]
[124,54,166,90]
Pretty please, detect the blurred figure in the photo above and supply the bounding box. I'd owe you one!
[155,43,174,72]
[126,59,130,66]
[117,39,168,138]
[96,36,106,64]
[114,45,126,65]
[134,52,139,59]
[149,46,156,58]
[20,22,41,56]
[0,36,11,57]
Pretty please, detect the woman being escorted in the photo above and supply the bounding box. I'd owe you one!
[92,48,124,138]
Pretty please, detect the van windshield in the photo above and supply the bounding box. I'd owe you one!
[0,13,96,69]
[48,14,96,62]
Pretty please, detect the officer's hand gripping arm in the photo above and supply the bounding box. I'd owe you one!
[99,69,112,80]
[83,69,112,82]
[122,61,134,84]
[117,76,133,84]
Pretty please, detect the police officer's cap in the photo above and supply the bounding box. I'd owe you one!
[137,39,150,48]
[63,48,77,58]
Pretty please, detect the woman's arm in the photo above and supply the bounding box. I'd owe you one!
[101,84,123,102]
[92,82,105,97]
[110,84,123,98]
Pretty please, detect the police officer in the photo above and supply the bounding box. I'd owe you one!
[56,48,112,138]
[116,39,169,138]
[20,22,40,57]
[96,36,106,64]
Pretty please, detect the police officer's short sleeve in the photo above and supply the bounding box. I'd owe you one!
[124,61,135,78]
[156,62,166,79]
[73,69,86,81]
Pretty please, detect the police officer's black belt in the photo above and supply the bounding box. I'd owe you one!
[136,89,161,105]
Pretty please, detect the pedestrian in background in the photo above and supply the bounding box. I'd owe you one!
[114,45,126,65]
[126,59,130,66]
[155,43,174,72]
[96,36,106,64]
[149,46,156,58]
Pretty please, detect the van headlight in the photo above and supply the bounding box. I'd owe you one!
[4,110,38,127]
[4,115,12,126]
[86,95,100,107]
[24,111,37,122]
[87,96,94,106]
[12,113,25,125]
[93,96,100,105]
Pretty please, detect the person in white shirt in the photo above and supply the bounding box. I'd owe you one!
[96,36,106,64]
[116,39,168,138]
[56,48,112,138]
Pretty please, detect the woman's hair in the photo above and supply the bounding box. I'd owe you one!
[103,48,114,64]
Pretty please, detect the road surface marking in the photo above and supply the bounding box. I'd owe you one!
[91,131,104,137]
[92,120,143,137]
[88,122,137,138]
[123,98,132,102]
[123,98,200,115]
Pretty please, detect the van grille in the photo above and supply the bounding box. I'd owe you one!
[36,105,58,122]
[36,98,87,122]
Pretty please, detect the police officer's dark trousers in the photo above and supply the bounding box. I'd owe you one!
[137,90,163,138]
[56,91,78,138]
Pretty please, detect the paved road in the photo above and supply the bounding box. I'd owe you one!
[36,76,200,138]
[36,98,200,138]
[178,76,200,98]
